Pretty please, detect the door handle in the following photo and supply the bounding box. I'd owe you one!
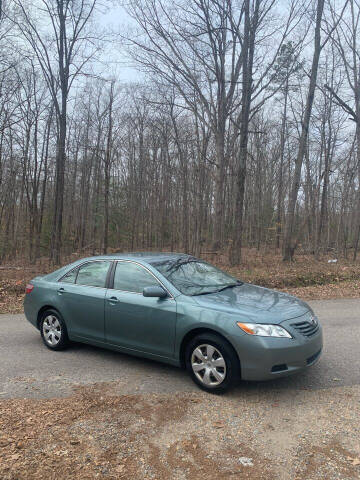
[108,296,119,304]
[57,287,65,295]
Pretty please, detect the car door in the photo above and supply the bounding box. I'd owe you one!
[104,261,177,358]
[57,260,112,342]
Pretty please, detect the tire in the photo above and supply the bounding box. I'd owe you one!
[40,309,69,351]
[185,333,240,394]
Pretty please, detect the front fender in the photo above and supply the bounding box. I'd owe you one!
[174,299,246,361]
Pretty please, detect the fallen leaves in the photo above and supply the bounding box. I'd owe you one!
[212,420,225,429]
[0,437,12,447]
[0,385,360,480]
[223,250,360,290]
[1,251,360,314]
[283,280,360,301]
[238,457,254,467]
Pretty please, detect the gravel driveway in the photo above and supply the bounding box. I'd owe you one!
[0,298,359,479]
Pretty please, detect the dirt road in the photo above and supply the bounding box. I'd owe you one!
[0,299,359,479]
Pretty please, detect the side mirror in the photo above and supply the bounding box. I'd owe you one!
[143,285,168,298]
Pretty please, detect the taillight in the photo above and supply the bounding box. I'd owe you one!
[25,284,34,294]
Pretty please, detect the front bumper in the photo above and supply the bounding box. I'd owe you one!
[235,321,323,381]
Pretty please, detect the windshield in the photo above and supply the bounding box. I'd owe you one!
[150,256,242,296]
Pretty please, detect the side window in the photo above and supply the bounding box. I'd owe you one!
[113,262,159,293]
[60,268,78,284]
[76,261,111,288]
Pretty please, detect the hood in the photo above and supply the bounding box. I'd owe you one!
[192,283,310,324]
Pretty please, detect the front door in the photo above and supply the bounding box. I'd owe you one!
[104,261,177,359]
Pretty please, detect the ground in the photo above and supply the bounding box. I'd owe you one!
[1,299,360,479]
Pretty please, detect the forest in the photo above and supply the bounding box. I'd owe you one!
[0,0,359,266]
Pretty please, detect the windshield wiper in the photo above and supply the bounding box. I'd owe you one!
[191,290,218,296]
[214,282,243,293]
[165,256,198,273]
[192,281,243,296]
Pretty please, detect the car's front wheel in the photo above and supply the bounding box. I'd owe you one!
[185,333,240,393]
[40,309,69,351]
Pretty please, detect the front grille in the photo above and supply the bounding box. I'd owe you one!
[291,320,319,337]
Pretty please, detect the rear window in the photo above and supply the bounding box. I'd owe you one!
[76,261,111,288]
[60,269,78,284]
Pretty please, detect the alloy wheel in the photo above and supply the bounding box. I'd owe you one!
[191,344,226,386]
[42,315,62,346]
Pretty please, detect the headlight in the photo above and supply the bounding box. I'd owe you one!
[237,322,292,338]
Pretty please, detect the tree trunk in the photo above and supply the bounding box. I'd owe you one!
[229,0,257,265]
[283,0,325,261]
[50,1,68,265]
[276,79,289,249]
[103,81,114,254]
[212,128,226,250]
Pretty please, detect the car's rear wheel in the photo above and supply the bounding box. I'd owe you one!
[40,309,69,351]
[185,333,240,393]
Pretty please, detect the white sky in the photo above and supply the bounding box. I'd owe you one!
[97,3,140,83]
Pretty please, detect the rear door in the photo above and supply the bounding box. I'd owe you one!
[57,260,112,341]
[104,261,177,358]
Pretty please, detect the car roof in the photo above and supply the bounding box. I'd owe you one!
[77,252,194,264]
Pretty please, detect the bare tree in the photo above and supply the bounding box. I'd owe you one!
[1,0,360,266]
[325,0,360,259]
[103,80,115,254]
[12,0,100,263]
[126,0,246,249]
[283,0,326,261]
